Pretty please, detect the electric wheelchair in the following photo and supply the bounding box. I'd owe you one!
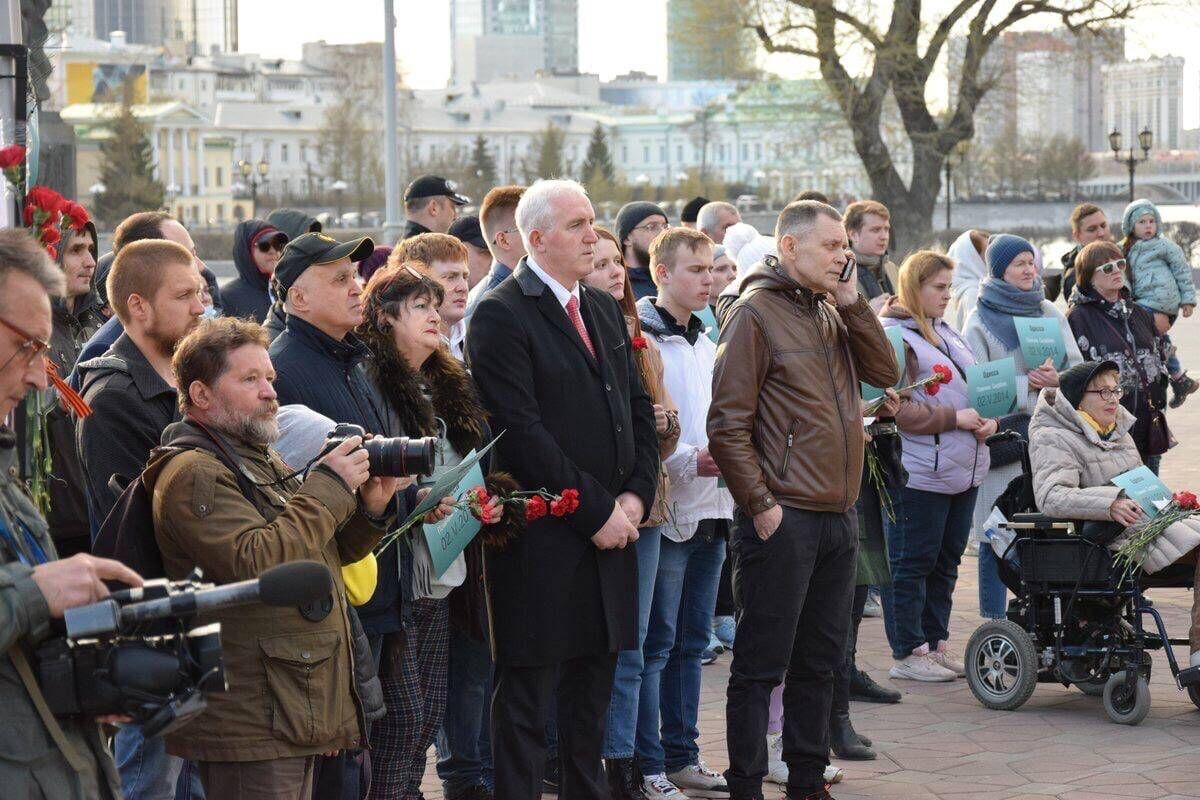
[963,432,1200,726]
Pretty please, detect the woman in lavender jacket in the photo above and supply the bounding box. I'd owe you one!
[879,251,995,684]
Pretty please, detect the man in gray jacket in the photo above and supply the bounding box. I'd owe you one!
[0,228,142,799]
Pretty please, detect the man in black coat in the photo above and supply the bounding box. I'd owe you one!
[465,179,659,800]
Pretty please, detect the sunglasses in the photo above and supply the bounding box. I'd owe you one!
[1096,258,1127,275]
[0,315,49,371]
[256,238,286,253]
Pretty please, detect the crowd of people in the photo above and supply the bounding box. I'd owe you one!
[0,169,1196,800]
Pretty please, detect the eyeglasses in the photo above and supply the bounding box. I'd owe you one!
[0,316,49,370]
[1096,258,1127,276]
[1085,387,1124,401]
[632,220,668,235]
[256,238,286,253]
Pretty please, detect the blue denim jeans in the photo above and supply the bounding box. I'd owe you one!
[880,486,978,660]
[977,542,1008,619]
[603,526,662,759]
[436,620,495,795]
[115,724,203,800]
[637,529,726,776]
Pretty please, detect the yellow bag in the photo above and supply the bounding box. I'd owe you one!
[341,553,378,606]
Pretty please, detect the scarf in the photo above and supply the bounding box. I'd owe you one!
[975,276,1047,350]
[1078,410,1116,437]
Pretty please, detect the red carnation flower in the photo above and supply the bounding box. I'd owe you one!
[25,185,65,214]
[61,201,90,231]
[39,224,61,247]
[0,144,25,169]
[550,488,580,516]
[631,335,648,351]
[525,495,548,521]
[932,364,953,384]
[45,245,56,261]
[925,381,941,396]
[1175,491,1198,510]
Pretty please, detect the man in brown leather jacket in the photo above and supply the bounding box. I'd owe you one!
[707,201,899,800]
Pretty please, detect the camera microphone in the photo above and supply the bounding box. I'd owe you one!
[119,560,332,627]
[65,561,334,638]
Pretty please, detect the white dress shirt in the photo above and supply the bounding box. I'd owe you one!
[525,255,580,310]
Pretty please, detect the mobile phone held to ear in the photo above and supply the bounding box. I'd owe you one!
[838,259,855,283]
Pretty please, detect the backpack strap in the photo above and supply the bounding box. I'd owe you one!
[9,647,88,773]
[165,429,277,520]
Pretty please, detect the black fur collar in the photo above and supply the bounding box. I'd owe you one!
[364,337,487,456]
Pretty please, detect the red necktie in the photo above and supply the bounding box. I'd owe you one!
[566,295,596,359]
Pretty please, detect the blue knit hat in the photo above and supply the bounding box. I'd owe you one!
[1122,198,1161,239]
[985,234,1035,279]
[615,201,668,247]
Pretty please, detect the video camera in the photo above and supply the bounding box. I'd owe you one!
[35,560,333,737]
[323,422,439,478]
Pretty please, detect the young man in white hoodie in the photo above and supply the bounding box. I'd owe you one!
[634,227,735,800]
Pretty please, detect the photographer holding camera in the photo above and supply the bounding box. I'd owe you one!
[144,316,400,797]
[0,228,140,799]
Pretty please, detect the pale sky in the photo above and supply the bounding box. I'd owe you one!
[239,0,1200,124]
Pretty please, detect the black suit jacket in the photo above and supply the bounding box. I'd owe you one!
[465,258,659,666]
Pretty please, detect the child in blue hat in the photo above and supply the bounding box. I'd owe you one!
[1122,197,1198,407]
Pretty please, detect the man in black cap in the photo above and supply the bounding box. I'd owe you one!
[615,201,669,301]
[681,196,709,229]
[449,214,492,289]
[403,174,470,240]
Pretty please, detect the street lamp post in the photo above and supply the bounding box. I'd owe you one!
[1110,126,1153,202]
[88,181,106,216]
[238,158,270,208]
[944,139,970,230]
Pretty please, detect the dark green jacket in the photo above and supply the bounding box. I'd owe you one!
[0,448,121,799]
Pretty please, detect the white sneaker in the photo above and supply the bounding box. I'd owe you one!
[889,653,956,682]
[766,732,787,785]
[824,765,844,784]
[642,774,690,800]
[666,760,729,798]
[930,644,966,678]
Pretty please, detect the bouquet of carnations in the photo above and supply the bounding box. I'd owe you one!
[373,471,582,554]
[1113,491,1200,580]
[863,363,952,416]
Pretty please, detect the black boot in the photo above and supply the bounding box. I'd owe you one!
[604,757,640,800]
[849,666,902,704]
[1170,372,1199,408]
[829,714,875,760]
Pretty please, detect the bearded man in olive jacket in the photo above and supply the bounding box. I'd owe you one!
[148,318,398,797]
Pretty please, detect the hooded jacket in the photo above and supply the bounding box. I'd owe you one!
[266,208,321,242]
[221,218,275,323]
[148,420,382,760]
[707,256,899,515]
[637,297,733,539]
[946,229,989,330]
[1029,388,1200,573]
[1066,286,1168,458]
[1122,199,1196,315]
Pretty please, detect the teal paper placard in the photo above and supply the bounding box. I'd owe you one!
[695,305,720,344]
[967,357,1018,418]
[1014,316,1069,371]
[422,457,485,578]
[861,325,906,401]
[1111,465,1172,519]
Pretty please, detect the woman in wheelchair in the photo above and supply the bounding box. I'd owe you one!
[1029,360,1200,670]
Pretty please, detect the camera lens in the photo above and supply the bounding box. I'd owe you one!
[363,436,438,477]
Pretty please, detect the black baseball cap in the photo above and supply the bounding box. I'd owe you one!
[448,215,487,249]
[681,196,710,224]
[275,232,374,291]
[404,174,470,206]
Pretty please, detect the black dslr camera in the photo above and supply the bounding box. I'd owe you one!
[323,422,439,478]
[35,561,332,737]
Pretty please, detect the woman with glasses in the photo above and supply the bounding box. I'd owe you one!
[961,234,1083,619]
[1028,360,1200,670]
[222,219,289,323]
[1066,240,1170,472]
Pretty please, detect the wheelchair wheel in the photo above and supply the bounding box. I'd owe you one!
[965,619,1038,711]
[1102,671,1150,725]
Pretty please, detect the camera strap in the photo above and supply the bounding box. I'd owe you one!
[8,646,89,773]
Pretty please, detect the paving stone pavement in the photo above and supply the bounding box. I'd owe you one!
[414,325,1200,799]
